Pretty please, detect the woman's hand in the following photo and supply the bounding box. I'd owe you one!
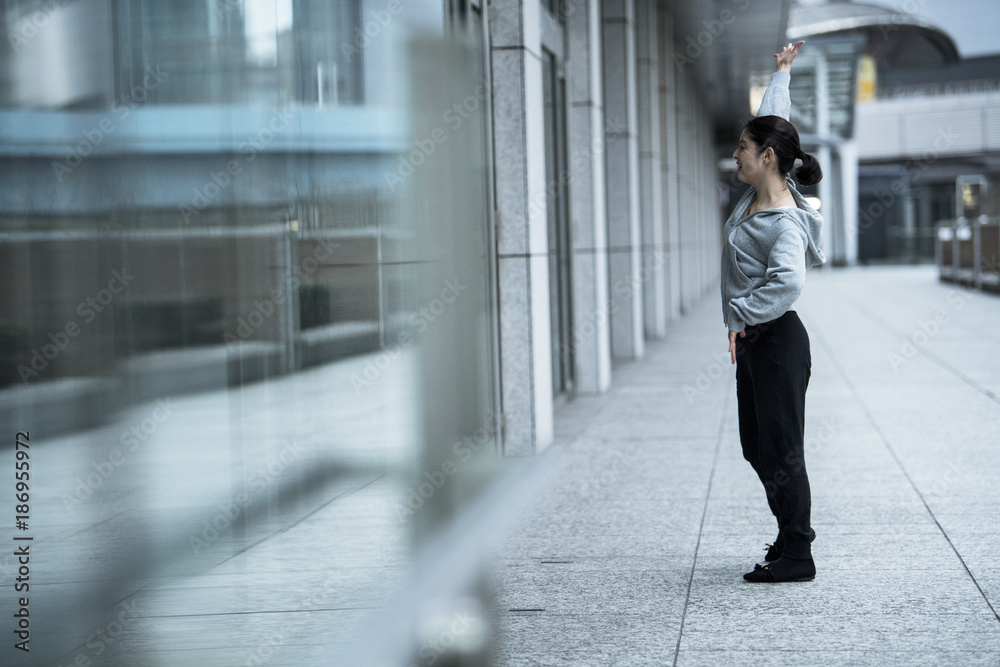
[728,329,746,364]
[775,41,805,72]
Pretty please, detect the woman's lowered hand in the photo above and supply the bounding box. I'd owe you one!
[728,329,746,365]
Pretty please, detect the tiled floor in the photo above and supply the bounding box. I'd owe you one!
[4,265,998,666]
[490,266,1000,666]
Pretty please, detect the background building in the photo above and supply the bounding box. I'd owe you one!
[855,54,1000,263]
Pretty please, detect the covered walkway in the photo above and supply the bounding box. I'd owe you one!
[491,266,1000,666]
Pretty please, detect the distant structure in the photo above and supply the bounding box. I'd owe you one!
[855,53,1000,264]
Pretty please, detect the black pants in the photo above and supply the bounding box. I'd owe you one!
[735,310,815,559]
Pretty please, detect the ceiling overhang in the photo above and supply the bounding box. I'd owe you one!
[671,0,792,133]
[787,1,960,67]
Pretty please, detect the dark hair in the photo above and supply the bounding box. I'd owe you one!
[741,115,822,186]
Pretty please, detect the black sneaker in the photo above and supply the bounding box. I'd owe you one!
[744,556,816,583]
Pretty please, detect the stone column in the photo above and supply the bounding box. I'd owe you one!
[814,53,838,264]
[656,6,682,321]
[602,0,644,360]
[490,0,554,454]
[838,139,859,265]
[565,0,612,394]
[635,0,667,339]
[674,69,699,311]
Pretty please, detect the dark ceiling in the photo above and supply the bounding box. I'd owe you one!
[670,0,793,132]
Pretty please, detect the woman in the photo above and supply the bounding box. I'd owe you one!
[720,41,826,583]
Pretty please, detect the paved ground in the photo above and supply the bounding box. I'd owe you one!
[4,265,999,666]
[489,265,1000,666]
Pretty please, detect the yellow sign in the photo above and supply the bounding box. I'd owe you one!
[856,55,877,103]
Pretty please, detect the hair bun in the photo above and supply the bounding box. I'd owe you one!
[794,152,823,187]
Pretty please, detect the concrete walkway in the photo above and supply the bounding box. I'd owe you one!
[489,266,1000,666]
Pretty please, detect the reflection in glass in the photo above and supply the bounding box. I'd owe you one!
[1,1,500,664]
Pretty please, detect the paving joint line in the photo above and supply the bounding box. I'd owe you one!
[837,287,999,405]
[671,381,730,667]
[810,324,1000,626]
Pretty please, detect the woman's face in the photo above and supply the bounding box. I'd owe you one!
[732,130,770,185]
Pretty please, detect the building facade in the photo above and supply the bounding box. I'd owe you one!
[482,0,722,454]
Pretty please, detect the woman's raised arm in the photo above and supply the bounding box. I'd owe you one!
[755,41,804,120]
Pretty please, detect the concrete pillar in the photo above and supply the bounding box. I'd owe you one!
[656,4,682,322]
[635,0,667,339]
[566,0,612,394]
[602,0,644,359]
[839,139,859,264]
[818,142,836,262]
[675,70,699,311]
[489,0,553,454]
[699,106,716,295]
[693,85,707,298]
[814,54,838,264]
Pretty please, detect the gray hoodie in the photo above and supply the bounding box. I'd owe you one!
[720,70,826,332]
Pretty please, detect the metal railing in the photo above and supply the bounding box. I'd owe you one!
[936,216,1000,292]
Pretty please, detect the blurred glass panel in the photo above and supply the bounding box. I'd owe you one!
[0,1,500,664]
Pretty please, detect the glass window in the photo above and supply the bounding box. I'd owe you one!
[111,0,363,106]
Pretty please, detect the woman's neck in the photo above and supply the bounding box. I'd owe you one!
[753,175,790,206]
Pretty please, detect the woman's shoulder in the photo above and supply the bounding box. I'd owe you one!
[773,208,807,227]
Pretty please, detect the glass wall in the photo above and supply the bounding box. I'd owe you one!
[0,0,501,664]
